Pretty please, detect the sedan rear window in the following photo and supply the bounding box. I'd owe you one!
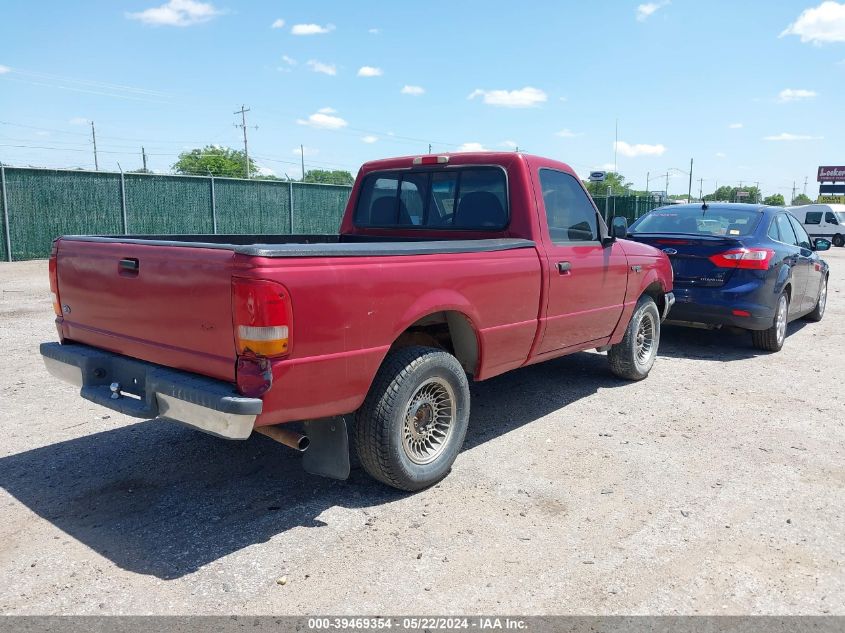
[354,167,508,230]
[630,207,762,237]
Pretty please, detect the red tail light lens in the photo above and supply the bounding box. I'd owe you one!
[708,248,774,270]
[232,278,292,358]
[48,250,61,317]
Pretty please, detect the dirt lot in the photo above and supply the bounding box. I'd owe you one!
[1,252,843,615]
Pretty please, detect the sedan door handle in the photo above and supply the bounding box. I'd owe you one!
[557,261,571,274]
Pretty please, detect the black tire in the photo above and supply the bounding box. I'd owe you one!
[608,295,660,381]
[354,346,470,491]
[833,234,844,248]
[752,291,788,351]
[804,275,828,322]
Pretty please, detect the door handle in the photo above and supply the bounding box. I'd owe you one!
[557,261,571,274]
[119,258,139,276]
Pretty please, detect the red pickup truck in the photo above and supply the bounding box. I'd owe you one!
[41,152,674,490]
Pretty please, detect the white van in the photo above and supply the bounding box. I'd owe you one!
[788,204,845,247]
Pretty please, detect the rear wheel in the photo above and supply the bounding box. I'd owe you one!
[752,292,788,352]
[833,234,844,247]
[354,346,470,491]
[804,276,828,322]
[608,295,660,381]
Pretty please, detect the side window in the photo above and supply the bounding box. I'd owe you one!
[825,211,839,225]
[775,214,798,246]
[539,169,598,242]
[804,211,822,225]
[787,215,812,250]
[767,218,781,241]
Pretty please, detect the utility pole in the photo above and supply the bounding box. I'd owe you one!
[300,144,305,180]
[699,178,703,201]
[141,146,148,172]
[687,158,693,202]
[613,118,618,173]
[665,172,669,198]
[90,121,99,171]
[428,143,432,154]
[646,171,650,197]
[233,105,255,179]
[803,176,808,197]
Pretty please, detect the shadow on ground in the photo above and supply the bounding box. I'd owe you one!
[0,351,623,579]
[658,321,809,361]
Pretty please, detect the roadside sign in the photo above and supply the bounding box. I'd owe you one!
[817,195,845,204]
[817,166,845,182]
[589,171,607,182]
[736,191,750,198]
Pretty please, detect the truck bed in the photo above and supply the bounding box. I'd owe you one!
[60,234,536,257]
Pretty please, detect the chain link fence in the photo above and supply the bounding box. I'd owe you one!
[0,166,352,261]
[591,195,665,225]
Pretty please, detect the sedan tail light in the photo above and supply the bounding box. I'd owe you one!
[709,248,774,270]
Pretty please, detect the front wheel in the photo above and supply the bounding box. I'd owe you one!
[354,346,470,491]
[752,292,788,351]
[804,276,828,322]
[608,295,660,381]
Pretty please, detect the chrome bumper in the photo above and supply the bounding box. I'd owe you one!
[40,342,262,439]
[662,292,676,320]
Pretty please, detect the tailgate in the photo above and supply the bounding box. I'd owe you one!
[56,239,237,381]
[627,234,744,287]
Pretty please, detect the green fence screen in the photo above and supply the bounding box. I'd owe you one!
[0,167,352,261]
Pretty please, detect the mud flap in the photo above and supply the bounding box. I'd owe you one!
[302,417,350,480]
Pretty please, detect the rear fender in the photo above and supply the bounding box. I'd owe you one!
[774,264,792,297]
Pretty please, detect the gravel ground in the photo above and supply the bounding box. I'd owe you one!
[0,252,843,615]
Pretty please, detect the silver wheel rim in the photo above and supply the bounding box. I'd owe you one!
[776,295,787,344]
[818,279,827,316]
[402,378,456,465]
[635,311,656,366]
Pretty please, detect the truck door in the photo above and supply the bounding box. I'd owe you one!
[535,169,628,354]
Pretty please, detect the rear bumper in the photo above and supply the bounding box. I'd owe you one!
[40,342,262,439]
[666,285,775,330]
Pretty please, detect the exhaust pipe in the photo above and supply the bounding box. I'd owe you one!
[255,425,310,452]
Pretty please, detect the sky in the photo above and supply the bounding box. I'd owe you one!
[1,0,844,198]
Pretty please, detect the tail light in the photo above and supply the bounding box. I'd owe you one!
[709,248,774,270]
[232,278,293,358]
[48,248,61,317]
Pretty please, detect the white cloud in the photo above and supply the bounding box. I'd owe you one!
[271,18,285,29]
[306,60,336,76]
[728,122,743,129]
[281,55,296,66]
[715,152,727,158]
[291,23,334,35]
[361,135,378,144]
[368,28,380,34]
[293,146,318,156]
[297,109,348,130]
[256,165,276,177]
[0,65,10,74]
[614,140,667,157]
[500,140,518,149]
[636,0,669,22]
[457,142,489,152]
[781,1,845,44]
[762,132,823,141]
[401,85,425,96]
[467,86,547,108]
[357,66,383,77]
[778,88,818,102]
[69,117,89,125]
[555,129,581,138]
[126,0,222,26]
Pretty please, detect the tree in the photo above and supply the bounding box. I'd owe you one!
[791,193,812,206]
[703,185,762,203]
[302,169,354,185]
[763,193,785,206]
[173,146,258,178]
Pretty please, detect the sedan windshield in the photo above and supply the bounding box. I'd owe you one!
[630,207,762,237]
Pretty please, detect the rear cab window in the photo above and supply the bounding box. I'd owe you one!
[630,207,762,237]
[354,167,508,230]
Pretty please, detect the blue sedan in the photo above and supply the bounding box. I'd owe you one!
[625,203,830,352]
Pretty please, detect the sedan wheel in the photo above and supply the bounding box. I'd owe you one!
[752,292,789,352]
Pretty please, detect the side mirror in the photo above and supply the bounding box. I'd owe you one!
[814,238,831,252]
[611,216,628,239]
